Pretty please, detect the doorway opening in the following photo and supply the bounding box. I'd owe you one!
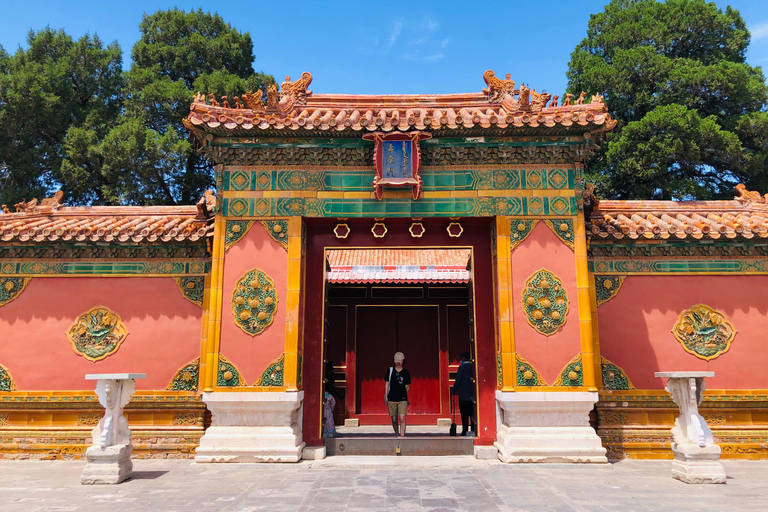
[324,259,475,426]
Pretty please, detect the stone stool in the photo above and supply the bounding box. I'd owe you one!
[655,372,726,484]
[80,373,145,484]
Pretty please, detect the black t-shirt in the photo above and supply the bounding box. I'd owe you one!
[385,367,411,401]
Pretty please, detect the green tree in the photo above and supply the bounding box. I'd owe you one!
[0,29,122,207]
[122,8,274,205]
[567,0,768,200]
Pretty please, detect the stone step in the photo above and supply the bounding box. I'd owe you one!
[325,435,475,456]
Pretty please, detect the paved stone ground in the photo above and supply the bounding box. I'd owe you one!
[0,457,766,511]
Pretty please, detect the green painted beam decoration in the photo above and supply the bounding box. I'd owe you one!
[543,219,574,249]
[594,275,626,306]
[515,354,546,386]
[217,354,246,387]
[601,357,635,391]
[225,220,255,252]
[260,220,289,250]
[232,268,278,336]
[553,354,584,387]
[222,168,576,193]
[166,359,200,391]
[496,354,503,386]
[0,260,210,276]
[0,277,31,307]
[255,354,285,386]
[0,363,17,391]
[509,220,538,251]
[589,259,768,274]
[174,277,205,307]
[222,195,576,218]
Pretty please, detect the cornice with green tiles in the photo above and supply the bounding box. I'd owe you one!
[0,260,211,276]
[222,195,576,218]
[223,168,575,192]
[588,258,768,274]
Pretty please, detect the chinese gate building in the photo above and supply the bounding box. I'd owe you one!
[1,71,767,461]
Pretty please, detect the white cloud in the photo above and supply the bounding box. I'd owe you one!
[751,20,768,40]
[386,21,403,51]
[441,38,450,48]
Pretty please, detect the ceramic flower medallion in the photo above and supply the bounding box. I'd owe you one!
[521,269,569,336]
[672,304,736,361]
[232,268,278,336]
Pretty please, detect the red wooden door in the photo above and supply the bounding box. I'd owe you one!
[355,306,440,416]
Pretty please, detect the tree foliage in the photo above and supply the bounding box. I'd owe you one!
[567,0,768,200]
[0,8,274,207]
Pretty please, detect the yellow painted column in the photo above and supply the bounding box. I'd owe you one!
[588,270,603,390]
[495,216,516,391]
[282,217,303,390]
[201,215,226,392]
[574,214,597,390]
[197,273,212,392]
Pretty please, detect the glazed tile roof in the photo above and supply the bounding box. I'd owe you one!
[0,206,213,244]
[326,249,471,283]
[588,199,768,241]
[186,71,616,138]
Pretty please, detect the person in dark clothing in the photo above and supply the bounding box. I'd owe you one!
[384,351,411,437]
[452,351,476,436]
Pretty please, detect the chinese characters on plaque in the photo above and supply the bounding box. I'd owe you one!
[362,132,431,200]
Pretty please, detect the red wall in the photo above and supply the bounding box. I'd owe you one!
[0,277,202,390]
[598,275,768,389]
[219,223,288,384]
[511,222,582,384]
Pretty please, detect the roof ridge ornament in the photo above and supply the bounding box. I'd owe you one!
[483,70,516,104]
[196,190,218,221]
[13,190,64,214]
[280,72,313,105]
[735,183,768,204]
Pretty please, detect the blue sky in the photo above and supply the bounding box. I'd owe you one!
[1,0,767,96]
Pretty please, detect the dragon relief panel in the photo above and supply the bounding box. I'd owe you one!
[66,306,129,362]
[232,268,278,336]
[521,269,569,336]
[672,304,736,361]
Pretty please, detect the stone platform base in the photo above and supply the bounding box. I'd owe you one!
[195,392,305,463]
[495,391,607,463]
[80,444,133,484]
[671,443,726,484]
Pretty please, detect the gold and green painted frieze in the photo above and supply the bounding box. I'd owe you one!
[589,258,768,274]
[222,167,576,193]
[0,260,210,276]
[0,244,209,260]
[208,136,591,167]
[222,195,576,218]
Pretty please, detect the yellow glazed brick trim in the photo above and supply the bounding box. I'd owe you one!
[283,217,303,390]
[573,214,596,390]
[201,215,226,392]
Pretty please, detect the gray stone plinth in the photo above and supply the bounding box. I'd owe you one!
[195,391,305,463]
[80,444,133,485]
[495,391,607,463]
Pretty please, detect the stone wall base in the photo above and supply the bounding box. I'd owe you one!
[495,391,607,463]
[195,391,305,463]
